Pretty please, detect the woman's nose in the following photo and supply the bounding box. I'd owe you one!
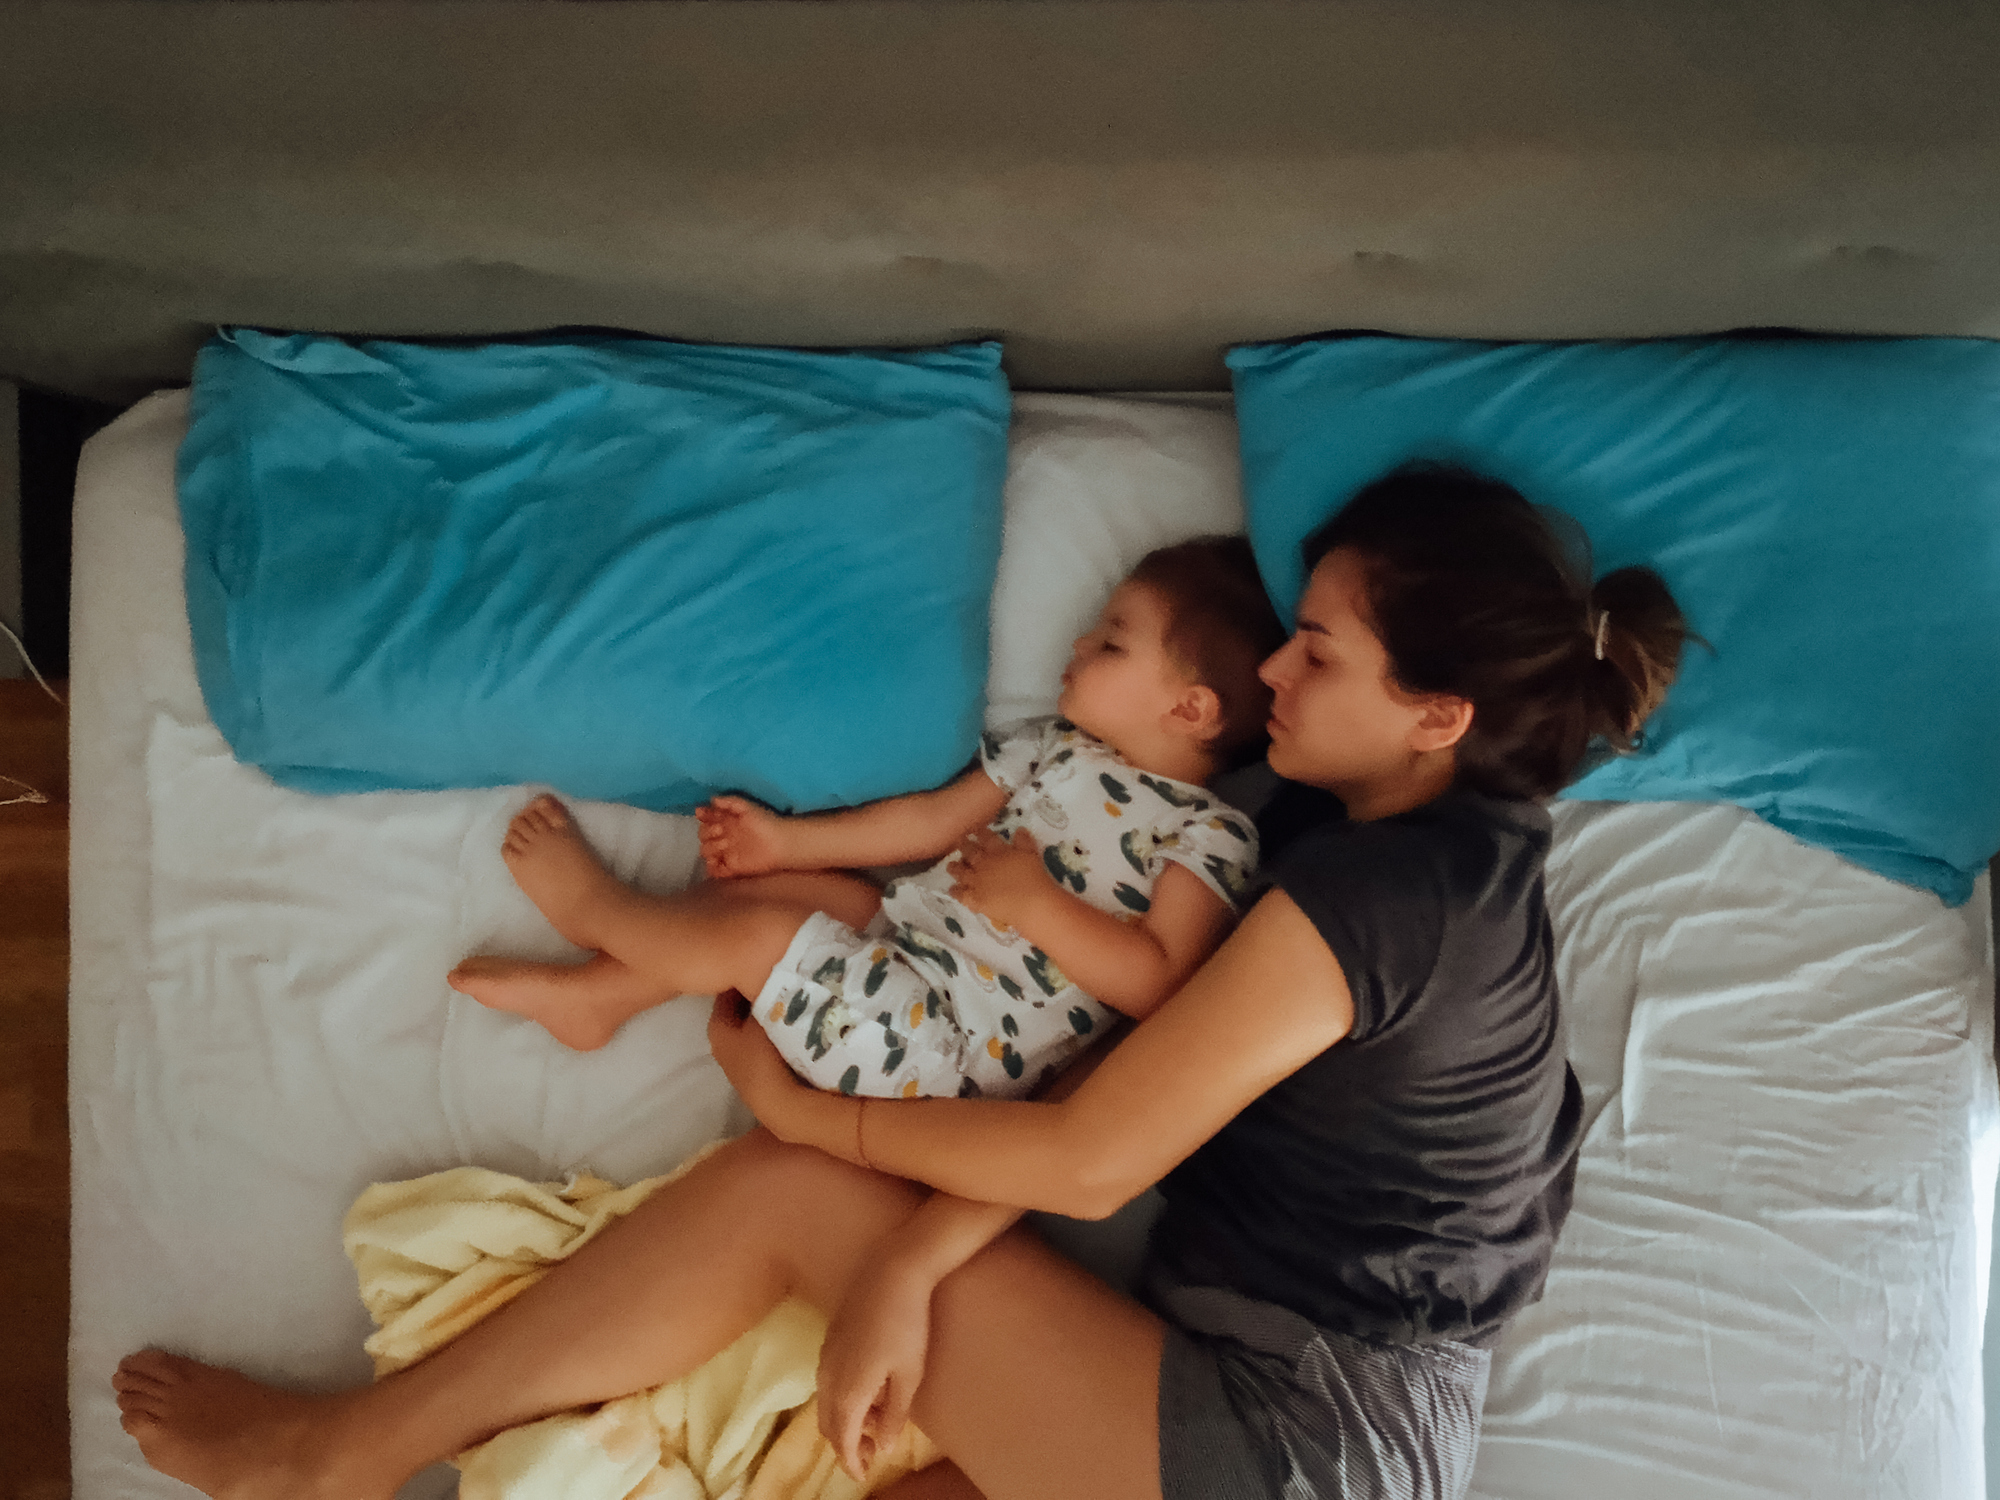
[1258,642,1292,688]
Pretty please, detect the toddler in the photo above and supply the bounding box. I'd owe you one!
[449,536,1286,1099]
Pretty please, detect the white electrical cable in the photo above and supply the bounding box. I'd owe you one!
[1,617,62,807]
[0,773,46,808]
[0,618,63,705]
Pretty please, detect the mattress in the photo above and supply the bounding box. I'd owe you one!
[69,388,1997,1499]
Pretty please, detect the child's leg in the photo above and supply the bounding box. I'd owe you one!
[448,951,673,1052]
[452,795,883,1046]
[754,931,974,1098]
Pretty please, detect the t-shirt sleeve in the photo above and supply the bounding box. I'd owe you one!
[1264,821,1446,1043]
[978,715,1067,797]
[1152,806,1261,911]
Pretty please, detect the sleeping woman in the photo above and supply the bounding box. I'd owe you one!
[114,462,1687,1500]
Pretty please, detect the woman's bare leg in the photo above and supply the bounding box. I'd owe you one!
[876,1459,985,1499]
[114,1131,1165,1500]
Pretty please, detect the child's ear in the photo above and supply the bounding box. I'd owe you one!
[1168,684,1223,738]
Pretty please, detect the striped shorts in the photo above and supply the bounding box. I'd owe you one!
[1147,1275,1492,1500]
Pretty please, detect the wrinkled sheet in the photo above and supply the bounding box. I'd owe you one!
[69,388,1995,1499]
[344,1160,938,1500]
[1474,800,1996,1499]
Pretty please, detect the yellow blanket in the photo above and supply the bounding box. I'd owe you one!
[343,1150,939,1500]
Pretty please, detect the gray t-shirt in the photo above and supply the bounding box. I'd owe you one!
[1150,786,1584,1348]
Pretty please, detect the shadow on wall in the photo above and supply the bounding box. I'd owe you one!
[15,385,120,679]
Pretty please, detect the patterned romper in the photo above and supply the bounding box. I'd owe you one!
[750,716,1259,1099]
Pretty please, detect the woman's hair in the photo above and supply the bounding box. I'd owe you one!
[1302,462,1691,801]
[1128,535,1289,769]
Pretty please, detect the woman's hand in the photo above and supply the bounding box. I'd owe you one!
[818,1250,937,1481]
[948,828,1051,932]
[707,992,814,1132]
[697,795,791,879]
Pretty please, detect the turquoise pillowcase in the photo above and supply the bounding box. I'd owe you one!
[178,329,1011,814]
[1228,333,2000,905]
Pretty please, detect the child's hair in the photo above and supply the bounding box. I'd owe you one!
[1127,535,1288,769]
[1302,462,1692,801]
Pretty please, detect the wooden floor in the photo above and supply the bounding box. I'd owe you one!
[1,677,71,1500]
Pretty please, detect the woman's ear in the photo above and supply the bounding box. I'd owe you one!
[1409,694,1474,753]
[1168,683,1224,740]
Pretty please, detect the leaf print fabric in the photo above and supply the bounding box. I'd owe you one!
[750,717,1259,1100]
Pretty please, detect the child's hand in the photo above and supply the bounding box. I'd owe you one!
[697,795,790,878]
[818,1250,934,1480]
[948,828,1052,932]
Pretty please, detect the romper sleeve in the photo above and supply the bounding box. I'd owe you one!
[1152,804,1261,911]
[978,715,1069,797]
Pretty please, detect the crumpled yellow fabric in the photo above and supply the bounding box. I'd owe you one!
[342,1150,940,1500]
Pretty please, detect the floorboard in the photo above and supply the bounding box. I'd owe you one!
[0,677,71,1500]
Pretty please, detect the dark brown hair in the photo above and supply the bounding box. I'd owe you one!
[1128,535,1289,769]
[1302,462,1692,801]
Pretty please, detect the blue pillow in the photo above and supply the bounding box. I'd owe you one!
[178,328,1011,813]
[1228,333,2000,905]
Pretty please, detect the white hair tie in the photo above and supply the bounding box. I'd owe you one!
[1591,609,1611,661]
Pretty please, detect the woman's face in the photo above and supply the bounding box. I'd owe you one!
[1259,548,1463,799]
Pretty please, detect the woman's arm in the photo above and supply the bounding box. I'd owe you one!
[810,1030,1127,1476]
[832,1021,1123,1285]
[698,766,1009,877]
[709,890,1354,1219]
[948,831,1234,1020]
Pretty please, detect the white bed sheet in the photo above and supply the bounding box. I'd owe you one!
[68,388,1996,1499]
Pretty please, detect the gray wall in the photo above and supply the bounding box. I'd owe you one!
[7,1,2000,402]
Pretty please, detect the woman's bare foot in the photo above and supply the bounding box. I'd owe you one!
[447,953,665,1051]
[113,1350,398,1500]
[502,795,628,949]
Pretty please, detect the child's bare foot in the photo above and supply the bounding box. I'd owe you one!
[448,953,661,1051]
[502,795,627,949]
[112,1350,397,1500]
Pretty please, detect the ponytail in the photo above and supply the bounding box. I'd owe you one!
[1303,463,1694,801]
[1585,566,1689,750]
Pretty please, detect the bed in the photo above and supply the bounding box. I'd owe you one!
[66,379,1997,1499]
[11,4,2000,1499]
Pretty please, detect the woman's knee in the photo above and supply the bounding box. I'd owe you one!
[716,1130,924,1290]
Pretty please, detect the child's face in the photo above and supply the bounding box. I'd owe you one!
[1057,581,1195,752]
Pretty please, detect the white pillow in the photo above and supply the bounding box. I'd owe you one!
[985,393,1245,726]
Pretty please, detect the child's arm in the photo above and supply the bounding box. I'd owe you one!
[949,831,1234,1021]
[698,765,1008,878]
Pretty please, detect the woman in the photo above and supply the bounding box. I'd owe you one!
[114,463,1688,1500]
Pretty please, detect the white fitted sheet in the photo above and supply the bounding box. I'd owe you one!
[69,388,1995,1499]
